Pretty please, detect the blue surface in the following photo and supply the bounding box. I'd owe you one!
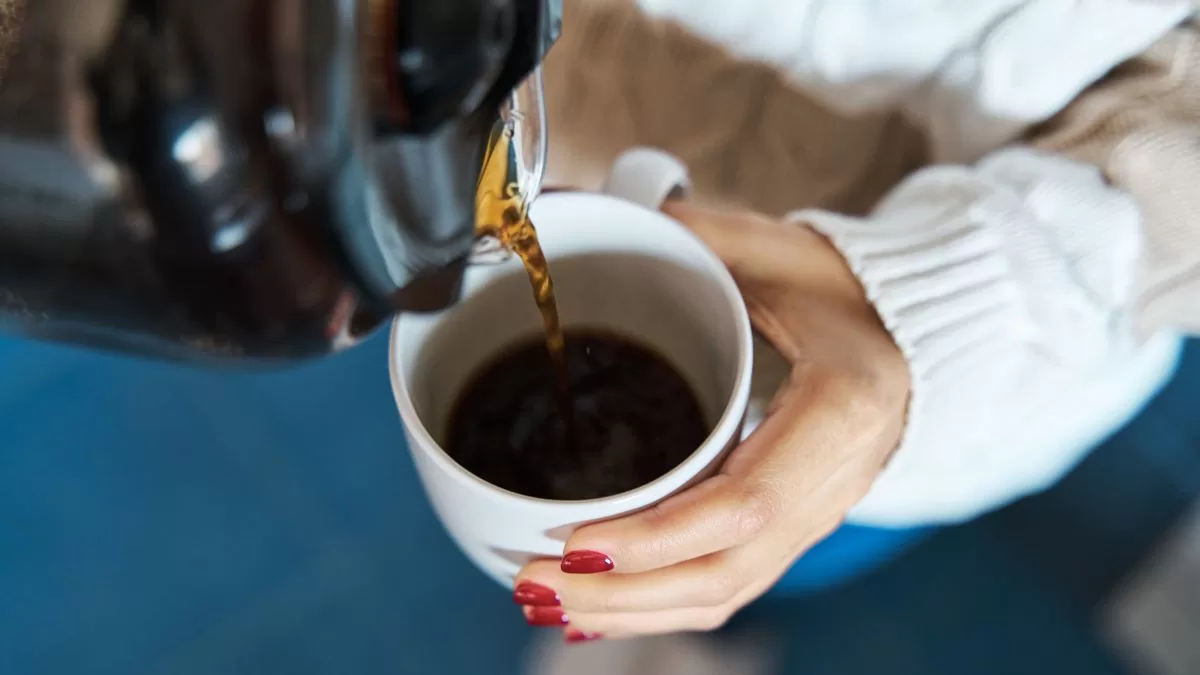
[740,523,1134,675]
[770,524,929,595]
[745,339,1200,674]
[0,334,1197,675]
[0,333,524,675]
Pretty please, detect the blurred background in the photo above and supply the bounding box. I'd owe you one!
[5,1,1200,673]
[1,331,1197,675]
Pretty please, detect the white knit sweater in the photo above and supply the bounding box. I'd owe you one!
[632,0,1197,527]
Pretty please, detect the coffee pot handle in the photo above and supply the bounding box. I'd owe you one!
[602,148,693,211]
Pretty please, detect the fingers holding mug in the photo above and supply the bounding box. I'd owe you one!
[512,522,805,639]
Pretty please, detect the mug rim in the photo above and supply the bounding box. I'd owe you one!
[388,190,754,513]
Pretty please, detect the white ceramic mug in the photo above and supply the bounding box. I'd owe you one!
[389,149,754,587]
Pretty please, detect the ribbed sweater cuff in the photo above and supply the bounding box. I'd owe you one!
[789,198,1027,461]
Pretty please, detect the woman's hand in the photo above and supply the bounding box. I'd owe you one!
[512,201,911,642]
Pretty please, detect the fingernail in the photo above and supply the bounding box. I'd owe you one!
[561,550,614,574]
[565,630,603,644]
[524,606,569,627]
[513,582,560,607]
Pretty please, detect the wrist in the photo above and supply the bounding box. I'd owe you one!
[791,222,912,422]
[791,225,882,323]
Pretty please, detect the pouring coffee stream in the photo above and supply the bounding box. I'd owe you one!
[474,124,570,399]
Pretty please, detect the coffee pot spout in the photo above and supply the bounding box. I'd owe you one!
[341,2,555,315]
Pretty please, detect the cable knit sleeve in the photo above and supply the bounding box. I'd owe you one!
[798,147,1187,527]
[791,20,1200,527]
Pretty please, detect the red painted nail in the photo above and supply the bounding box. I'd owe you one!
[561,550,614,574]
[513,582,560,607]
[524,606,569,627]
[565,630,603,644]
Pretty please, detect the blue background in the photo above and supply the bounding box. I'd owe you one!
[1,333,1197,675]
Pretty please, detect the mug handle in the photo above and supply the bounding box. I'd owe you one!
[470,149,690,264]
[602,148,692,210]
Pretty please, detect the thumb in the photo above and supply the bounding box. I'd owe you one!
[661,200,827,284]
[660,200,770,258]
[663,200,869,314]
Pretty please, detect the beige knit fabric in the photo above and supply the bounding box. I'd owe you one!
[0,0,24,83]
[540,0,929,217]
[1029,20,1200,336]
[544,1,1200,337]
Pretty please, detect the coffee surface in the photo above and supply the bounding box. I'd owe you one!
[462,123,705,500]
[446,331,708,501]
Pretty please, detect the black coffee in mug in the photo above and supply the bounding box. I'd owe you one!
[445,330,709,501]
